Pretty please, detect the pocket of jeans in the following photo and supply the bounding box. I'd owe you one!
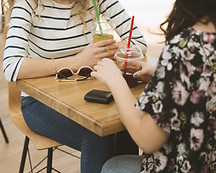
[21,96,37,109]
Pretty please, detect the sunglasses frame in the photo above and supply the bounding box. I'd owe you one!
[55,66,94,81]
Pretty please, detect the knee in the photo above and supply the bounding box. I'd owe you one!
[101,156,123,173]
[101,155,144,173]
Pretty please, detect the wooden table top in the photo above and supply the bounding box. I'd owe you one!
[17,76,145,137]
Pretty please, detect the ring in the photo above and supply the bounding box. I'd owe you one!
[102,46,107,52]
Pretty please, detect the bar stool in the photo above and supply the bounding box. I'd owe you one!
[0,118,9,143]
[8,82,80,173]
[0,0,5,33]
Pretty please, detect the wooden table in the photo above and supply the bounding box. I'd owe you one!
[17,76,145,137]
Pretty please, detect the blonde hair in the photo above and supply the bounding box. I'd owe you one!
[2,0,97,36]
[2,0,14,37]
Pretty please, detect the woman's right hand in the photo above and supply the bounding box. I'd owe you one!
[76,39,118,68]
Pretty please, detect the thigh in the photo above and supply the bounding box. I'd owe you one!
[21,96,82,151]
[116,130,138,155]
[81,128,116,173]
[101,155,144,173]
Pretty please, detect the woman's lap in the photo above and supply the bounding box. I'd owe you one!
[21,96,83,150]
[101,155,144,173]
[20,96,138,173]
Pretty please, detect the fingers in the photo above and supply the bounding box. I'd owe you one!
[86,40,118,65]
[133,70,153,83]
[93,63,100,71]
[90,71,97,78]
[95,39,118,53]
[92,43,117,55]
[93,58,112,70]
[95,39,116,47]
[91,58,109,77]
[127,61,142,70]
[133,69,147,78]
[103,46,107,52]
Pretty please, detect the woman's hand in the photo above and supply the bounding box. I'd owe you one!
[76,39,118,68]
[126,61,156,83]
[91,58,125,88]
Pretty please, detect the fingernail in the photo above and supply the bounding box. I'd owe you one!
[133,73,138,79]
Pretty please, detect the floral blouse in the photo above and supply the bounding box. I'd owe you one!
[136,28,216,172]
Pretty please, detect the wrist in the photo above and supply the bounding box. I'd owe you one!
[51,58,57,74]
[108,74,128,91]
[149,65,156,76]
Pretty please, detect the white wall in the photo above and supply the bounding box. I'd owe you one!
[118,0,175,58]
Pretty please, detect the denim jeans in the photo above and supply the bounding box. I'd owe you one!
[101,155,144,173]
[21,96,138,173]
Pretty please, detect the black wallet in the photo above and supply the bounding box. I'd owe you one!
[84,89,113,104]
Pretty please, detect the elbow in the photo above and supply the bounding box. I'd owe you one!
[138,134,169,154]
[4,75,14,82]
[138,141,161,154]
[3,57,23,82]
[3,70,11,82]
[3,69,16,82]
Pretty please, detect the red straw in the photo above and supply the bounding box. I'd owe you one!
[123,15,135,73]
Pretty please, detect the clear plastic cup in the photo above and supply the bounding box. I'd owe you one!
[115,45,144,88]
[93,17,114,45]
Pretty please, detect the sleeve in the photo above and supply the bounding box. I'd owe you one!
[3,0,33,82]
[98,0,147,54]
[135,43,191,133]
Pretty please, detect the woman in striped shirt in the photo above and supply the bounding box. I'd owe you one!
[2,0,147,172]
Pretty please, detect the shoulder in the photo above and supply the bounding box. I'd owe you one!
[14,0,36,9]
[12,0,36,17]
[162,28,202,59]
[98,0,122,8]
[168,28,213,48]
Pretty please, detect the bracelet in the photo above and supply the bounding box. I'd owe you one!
[52,58,57,74]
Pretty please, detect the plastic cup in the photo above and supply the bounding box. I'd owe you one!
[115,45,144,88]
[93,17,114,52]
[93,32,114,42]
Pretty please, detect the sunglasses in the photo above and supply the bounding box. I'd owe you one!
[55,66,93,81]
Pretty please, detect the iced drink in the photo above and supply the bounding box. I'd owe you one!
[93,33,114,42]
[93,17,114,51]
[115,45,144,88]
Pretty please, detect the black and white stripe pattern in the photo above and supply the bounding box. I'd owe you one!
[3,0,147,81]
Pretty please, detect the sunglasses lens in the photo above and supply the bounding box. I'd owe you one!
[57,69,73,79]
[78,67,93,76]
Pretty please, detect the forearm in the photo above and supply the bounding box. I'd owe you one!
[92,58,168,152]
[17,56,81,80]
[109,78,169,153]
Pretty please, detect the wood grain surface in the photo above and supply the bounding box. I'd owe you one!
[17,76,146,136]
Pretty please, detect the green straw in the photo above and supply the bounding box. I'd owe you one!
[93,0,104,37]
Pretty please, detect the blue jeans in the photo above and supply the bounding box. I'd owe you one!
[101,155,144,173]
[21,96,138,173]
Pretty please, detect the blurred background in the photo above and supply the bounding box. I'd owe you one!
[119,0,174,58]
[0,0,174,172]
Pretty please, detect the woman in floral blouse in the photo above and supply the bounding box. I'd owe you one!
[91,0,216,172]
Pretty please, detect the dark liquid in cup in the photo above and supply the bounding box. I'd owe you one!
[123,72,138,88]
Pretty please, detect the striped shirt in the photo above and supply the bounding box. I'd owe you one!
[3,0,147,82]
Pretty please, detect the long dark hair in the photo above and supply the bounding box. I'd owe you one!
[160,0,216,43]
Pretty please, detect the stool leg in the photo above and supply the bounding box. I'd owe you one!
[19,136,30,173]
[0,118,9,143]
[47,148,53,173]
